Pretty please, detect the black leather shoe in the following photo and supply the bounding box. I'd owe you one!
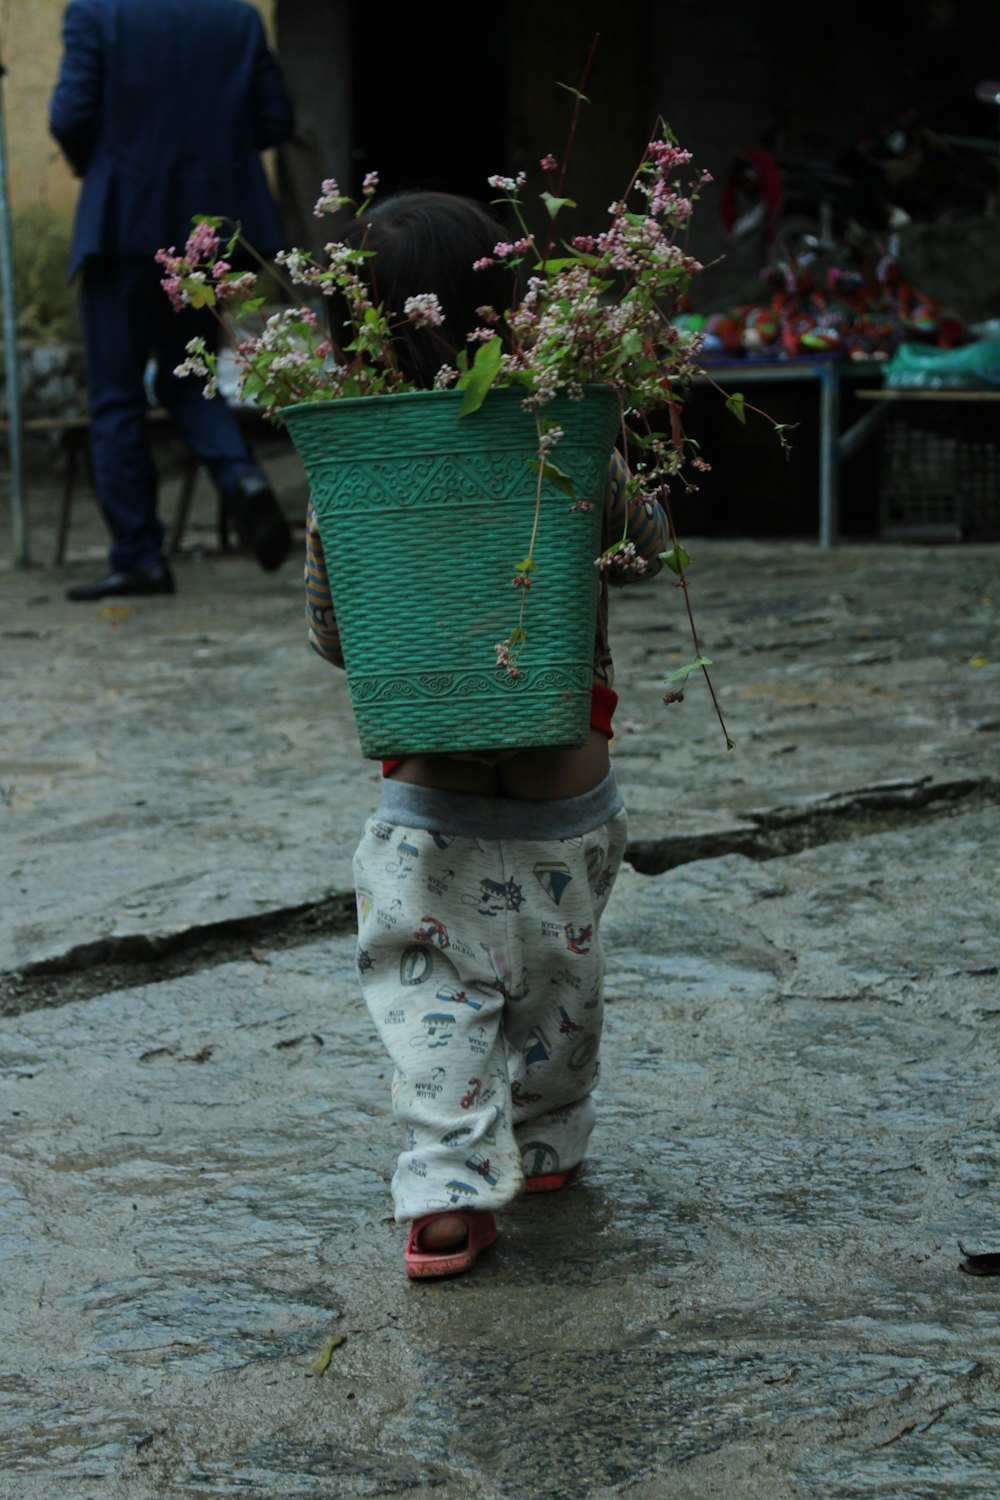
[66,562,176,601]
[230,474,292,571]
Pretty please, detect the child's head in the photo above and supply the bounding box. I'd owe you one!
[339,190,512,388]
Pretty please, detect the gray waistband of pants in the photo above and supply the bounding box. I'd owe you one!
[374,767,624,841]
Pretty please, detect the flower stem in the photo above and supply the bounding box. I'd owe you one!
[540,32,601,271]
[660,491,733,750]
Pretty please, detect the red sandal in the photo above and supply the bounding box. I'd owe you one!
[404,1209,498,1279]
[524,1170,573,1193]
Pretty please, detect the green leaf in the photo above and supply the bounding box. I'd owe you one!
[660,544,691,575]
[184,281,217,310]
[309,1330,345,1377]
[556,82,590,102]
[725,392,746,424]
[459,336,503,416]
[514,556,537,573]
[664,654,713,684]
[540,193,577,220]
[526,458,577,501]
[534,256,586,273]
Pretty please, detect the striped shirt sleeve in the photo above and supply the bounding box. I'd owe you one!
[304,499,345,669]
[602,448,668,582]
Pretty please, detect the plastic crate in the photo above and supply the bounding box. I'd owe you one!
[878,417,1000,542]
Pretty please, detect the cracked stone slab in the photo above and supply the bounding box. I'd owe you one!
[3,536,999,973]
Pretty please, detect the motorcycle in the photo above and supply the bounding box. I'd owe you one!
[722,85,1000,269]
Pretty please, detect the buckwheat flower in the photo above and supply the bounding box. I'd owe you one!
[403,293,444,328]
[185,221,220,263]
[487,171,526,193]
[475,305,501,324]
[595,541,648,575]
[539,153,559,172]
[537,425,564,455]
[493,238,531,258]
[572,235,596,252]
[569,500,594,513]
[494,643,523,679]
[275,247,314,280]
[361,170,379,196]
[159,272,186,311]
[512,571,532,591]
[472,256,494,271]
[646,141,693,168]
[173,340,210,380]
[432,364,460,389]
[466,327,498,344]
[214,270,257,301]
[314,178,345,216]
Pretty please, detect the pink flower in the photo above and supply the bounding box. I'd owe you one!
[185,221,220,263]
[361,170,379,196]
[493,238,531,258]
[539,153,559,172]
[472,257,494,271]
[314,179,346,216]
[596,541,648,575]
[646,141,693,168]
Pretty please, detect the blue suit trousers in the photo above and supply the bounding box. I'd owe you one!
[80,257,262,572]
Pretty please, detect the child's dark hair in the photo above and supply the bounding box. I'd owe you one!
[337,191,513,388]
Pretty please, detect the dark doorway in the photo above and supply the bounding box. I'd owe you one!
[349,2,511,208]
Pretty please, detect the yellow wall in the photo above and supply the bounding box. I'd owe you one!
[1,0,277,214]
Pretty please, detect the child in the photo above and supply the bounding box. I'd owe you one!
[305,191,667,1278]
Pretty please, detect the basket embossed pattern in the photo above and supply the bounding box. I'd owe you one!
[281,386,620,757]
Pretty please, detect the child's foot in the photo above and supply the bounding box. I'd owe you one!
[417,1213,469,1250]
[404,1209,498,1279]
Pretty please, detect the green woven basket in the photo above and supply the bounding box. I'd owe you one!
[281,385,619,758]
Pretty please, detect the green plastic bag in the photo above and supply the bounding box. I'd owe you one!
[885,341,1000,390]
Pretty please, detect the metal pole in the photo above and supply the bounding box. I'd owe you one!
[0,54,28,566]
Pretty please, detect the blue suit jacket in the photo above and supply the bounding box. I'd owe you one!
[50,0,295,278]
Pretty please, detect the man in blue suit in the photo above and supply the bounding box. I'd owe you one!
[50,0,296,600]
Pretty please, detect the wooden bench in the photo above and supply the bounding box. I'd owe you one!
[3,405,276,564]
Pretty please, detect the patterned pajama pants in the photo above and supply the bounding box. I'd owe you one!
[352,775,628,1223]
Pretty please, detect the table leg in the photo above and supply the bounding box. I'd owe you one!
[818,364,840,548]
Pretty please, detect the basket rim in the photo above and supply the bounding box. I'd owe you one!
[278,382,618,423]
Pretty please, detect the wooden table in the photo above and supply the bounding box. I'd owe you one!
[695,358,887,547]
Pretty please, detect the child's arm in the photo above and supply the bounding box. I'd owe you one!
[304,499,345,669]
[603,449,669,583]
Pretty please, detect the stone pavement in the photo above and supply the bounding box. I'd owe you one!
[1,465,999,1498]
